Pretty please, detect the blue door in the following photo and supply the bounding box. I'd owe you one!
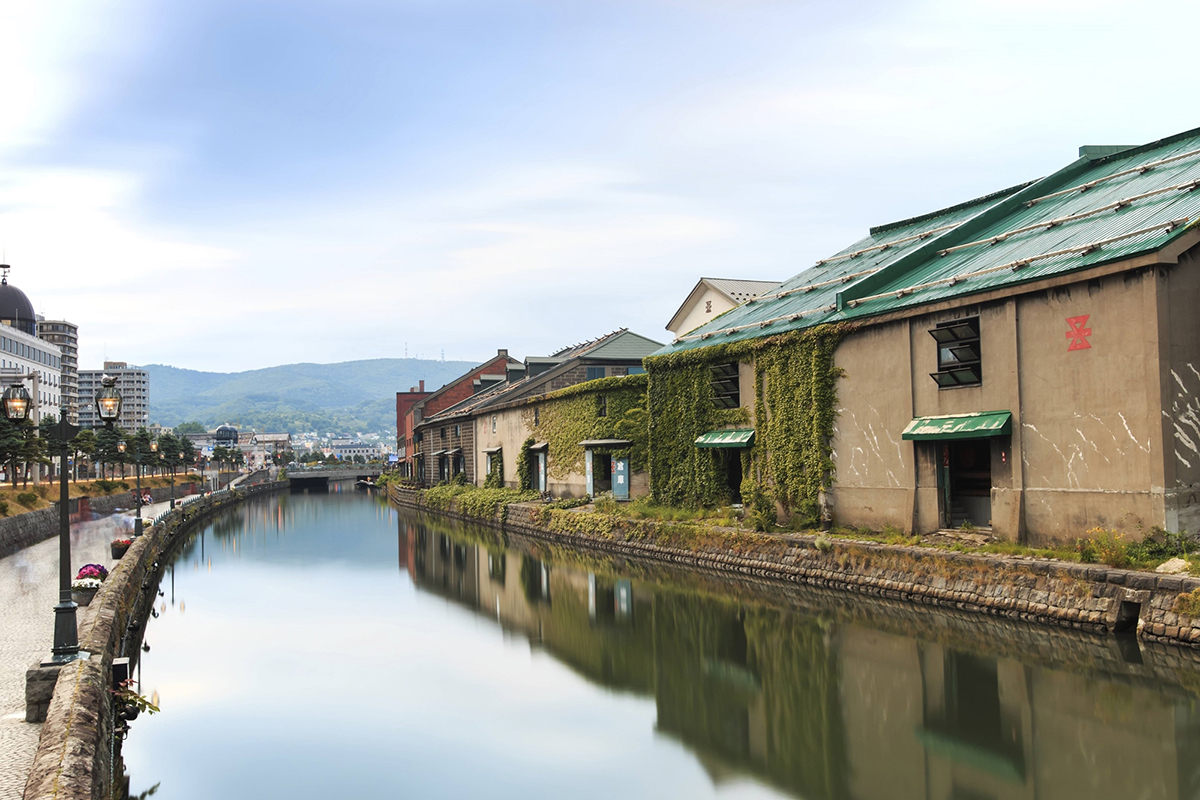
[613,457,629,501]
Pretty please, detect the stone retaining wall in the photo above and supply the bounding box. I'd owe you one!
[389,485,1200,649]
[0,486,186,559]
[22,481,288,800]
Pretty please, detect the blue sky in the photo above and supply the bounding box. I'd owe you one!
[3,0,1199,372]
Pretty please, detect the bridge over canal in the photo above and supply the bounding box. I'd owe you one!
[287,466,383,490]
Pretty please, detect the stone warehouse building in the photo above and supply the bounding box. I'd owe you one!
[651,126,1200,545]
[420,329,661,495]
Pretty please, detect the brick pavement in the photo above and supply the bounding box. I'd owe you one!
[0,498,186,800]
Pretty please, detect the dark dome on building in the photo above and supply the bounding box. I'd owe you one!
[215,425,239,445]
[0,269,36,336]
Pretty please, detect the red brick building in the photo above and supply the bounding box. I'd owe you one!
[395,349,519,481]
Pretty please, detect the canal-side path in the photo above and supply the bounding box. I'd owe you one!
[0,499,183,800]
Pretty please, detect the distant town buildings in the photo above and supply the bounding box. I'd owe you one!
[332,441,383,461]
[78,361,149,430]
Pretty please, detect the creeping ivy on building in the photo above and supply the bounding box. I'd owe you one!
[645,324,849,519]
[521,373,649,481]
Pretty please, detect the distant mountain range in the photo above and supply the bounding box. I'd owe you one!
[146,358,477,435]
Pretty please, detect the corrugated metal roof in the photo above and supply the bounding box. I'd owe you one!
[585,330,665,360]
[654,126,1200,357]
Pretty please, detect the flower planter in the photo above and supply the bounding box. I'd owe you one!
[111,542,130,559]
[71,588,98,607]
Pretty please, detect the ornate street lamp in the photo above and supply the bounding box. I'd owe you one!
[2,384,31,422]
[96,375,122,427]
[7,387,83,664]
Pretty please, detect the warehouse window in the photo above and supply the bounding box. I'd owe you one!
[710,362,740,409]
[930,318,982,387]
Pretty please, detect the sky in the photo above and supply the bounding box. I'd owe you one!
[2,0,1199,373]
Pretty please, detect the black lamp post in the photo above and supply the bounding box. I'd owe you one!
[5,386,83,664]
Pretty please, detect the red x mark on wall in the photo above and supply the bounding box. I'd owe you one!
[1066,315,1092,351]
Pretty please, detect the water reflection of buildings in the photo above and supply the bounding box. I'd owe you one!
[399,515,1200,800]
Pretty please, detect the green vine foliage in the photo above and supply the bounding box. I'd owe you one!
[523,374,648,481]
[484,453,504,488]
[646,325,849,515]
[516,437,535,491]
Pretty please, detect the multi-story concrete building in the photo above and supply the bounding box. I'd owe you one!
[0,269,63,422]
[78,361,149,430]
[36,318,79,424]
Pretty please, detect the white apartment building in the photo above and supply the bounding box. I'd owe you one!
[0,271,63,421]
[37,319,79,424]
[78,361,149,430]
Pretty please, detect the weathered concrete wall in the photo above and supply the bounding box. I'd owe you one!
[829,317,916,533]
[826,263,1174,544]
[0,486,184,559]
[389,484,1200,649]
[22,481,288,800]
[1163,249,1200,534]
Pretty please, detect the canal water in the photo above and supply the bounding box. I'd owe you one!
[124,487,1200,800]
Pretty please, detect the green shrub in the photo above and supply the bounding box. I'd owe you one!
[0,499,9,516]
[741,479,776,532]
[421,482,538,520]
[1174,589,1200,619]
[16,492,39,509]
[1078,527,1130,568]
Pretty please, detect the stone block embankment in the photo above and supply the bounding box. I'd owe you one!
[389,485,1200,649]
[22,481,288,800]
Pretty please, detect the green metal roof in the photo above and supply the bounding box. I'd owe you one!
[901,411,1012,441]
[654,126,1200,358]
[694,428,755,448]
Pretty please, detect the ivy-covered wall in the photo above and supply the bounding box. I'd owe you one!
[646,324,849,516]
[522,373,649,482]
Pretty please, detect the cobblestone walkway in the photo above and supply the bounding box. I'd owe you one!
[0,498,184,800]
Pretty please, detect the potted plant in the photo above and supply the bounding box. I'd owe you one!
[71,564,109,606]
[111,538,132,559]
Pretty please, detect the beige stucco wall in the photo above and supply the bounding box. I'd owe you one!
[670,288,739,338]
[473,401,648,499]
[827,262,1173,543]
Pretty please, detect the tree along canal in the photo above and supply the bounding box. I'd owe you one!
[123,486,1200,799]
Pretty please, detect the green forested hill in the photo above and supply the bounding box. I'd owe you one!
[146,358,477,434]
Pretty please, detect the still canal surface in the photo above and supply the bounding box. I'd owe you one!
[124,487,1200,799]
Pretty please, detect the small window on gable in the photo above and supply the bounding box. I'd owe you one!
[705,300,712,313]
[929,317,981,388]
[598,395,607,417]
[534,407,540,426]
[586,366,605,381]
[492,415,497,433]
[710,362,740,409]
[454,424,461,437]
[440,427,447,440]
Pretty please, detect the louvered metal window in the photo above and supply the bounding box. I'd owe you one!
[710,362,741,409]
[929,318,982,388]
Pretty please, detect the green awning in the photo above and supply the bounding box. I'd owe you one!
[694,429,755,448]
[901,411,1012,441]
